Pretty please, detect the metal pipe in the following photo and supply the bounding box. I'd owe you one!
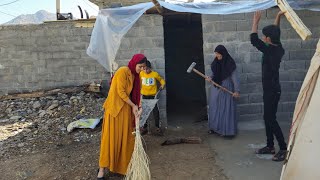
[56,0,60,20]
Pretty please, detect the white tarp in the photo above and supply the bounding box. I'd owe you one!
[86,3,154,72]
[280,39,320,180]
[87,0,320,72]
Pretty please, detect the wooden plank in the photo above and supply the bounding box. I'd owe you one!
[276,0,312,40]
[151,0,163,14]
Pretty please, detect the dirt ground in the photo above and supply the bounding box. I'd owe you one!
[0,92,228,180]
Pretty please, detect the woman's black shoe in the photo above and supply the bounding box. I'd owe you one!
[97,169,105,180]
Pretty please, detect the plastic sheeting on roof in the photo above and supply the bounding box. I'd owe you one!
[86,3,154,71]
[87,0,320,72]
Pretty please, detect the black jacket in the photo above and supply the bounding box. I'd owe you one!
[250,33,284,92]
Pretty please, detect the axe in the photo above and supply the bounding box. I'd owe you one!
[186,62,234,95]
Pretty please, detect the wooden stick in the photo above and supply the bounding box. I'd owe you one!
[151,0,163,14]
[192,68,234,95]
[276,0,312,40]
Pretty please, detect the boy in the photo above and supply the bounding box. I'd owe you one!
[250,11,287,161]
[140,60,166,134]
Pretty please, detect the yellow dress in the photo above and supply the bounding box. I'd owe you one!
[99,67,135,175]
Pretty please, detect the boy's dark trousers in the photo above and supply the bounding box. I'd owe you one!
[263,91,287,150]
[142,95,160,128]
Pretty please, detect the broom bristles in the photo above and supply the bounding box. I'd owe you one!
[125,111,151,180]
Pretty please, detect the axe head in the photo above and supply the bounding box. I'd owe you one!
[186,62,197,73]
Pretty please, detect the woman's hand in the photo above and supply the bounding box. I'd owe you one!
[232,92,240,98]
[205,76,212,82]
[132,105,139,117]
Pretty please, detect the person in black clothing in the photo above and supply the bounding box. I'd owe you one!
[250,11,287,161]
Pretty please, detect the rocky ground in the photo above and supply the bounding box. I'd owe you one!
[0,91,228,180]
[0,91,104,160]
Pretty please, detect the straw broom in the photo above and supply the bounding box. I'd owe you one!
[125,108,151,180]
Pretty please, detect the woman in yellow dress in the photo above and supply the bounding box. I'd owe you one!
[97,54,147,179]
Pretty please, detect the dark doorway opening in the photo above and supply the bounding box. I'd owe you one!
[163,13,207,124]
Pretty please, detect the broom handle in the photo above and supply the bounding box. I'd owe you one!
[192,68,234,95]
[135,108,143,131]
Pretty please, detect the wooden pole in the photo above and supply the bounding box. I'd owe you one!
[151,0,163,14]
[276,0,312,40]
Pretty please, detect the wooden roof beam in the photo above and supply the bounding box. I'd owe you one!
[151,0,163,14]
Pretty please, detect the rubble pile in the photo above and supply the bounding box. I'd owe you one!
[0,91,105,159]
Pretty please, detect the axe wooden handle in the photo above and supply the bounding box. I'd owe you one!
[192,68,234,95]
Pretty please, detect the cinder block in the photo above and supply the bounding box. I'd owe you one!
[279,92,299,102]
[278,102,295,112]
[223,32,238,42]
[289,50,313,60]
[152,38,164,48]
[205,34,224,43]
[238,73,247,83]
[247,73,262,83]
[134,16,155,27]
[240,83,263,94]
[238,103,263,114]
[282,40,302,50]
[281,81,303,93]
[131,38,154,49]
[144,26,163,37]
[239,113,263,121]
[238,94,249,104]
[202,23,214,34]
[248,93,263,103]
[276,112,292,121]
[125,27,143,38]
[236,31,251,42]
[152,16,163,26]
[280,70,306,81]
[223,13,245,21]
[144,49,165,59]
[236,21,252,31]
[202,15,223,22]
[154,59,165,69]
[213,21,237,32]
[242,62,261,73]
[284,61,306,70]
[301,38,319,49]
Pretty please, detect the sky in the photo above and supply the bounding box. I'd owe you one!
[0,0,99,24]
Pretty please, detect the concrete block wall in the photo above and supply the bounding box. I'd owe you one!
[0,21,108,95]
[114,15,167,126]
[202,8,320,122]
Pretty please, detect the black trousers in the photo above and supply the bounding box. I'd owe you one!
[142,95,160,128]
[263,91,287,150]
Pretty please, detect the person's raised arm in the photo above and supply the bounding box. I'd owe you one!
[274,11,285,26]
[251,11,268,53]
[252,11,262,33]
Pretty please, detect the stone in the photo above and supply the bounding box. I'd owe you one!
[39,110,46,117]
[18,143,25,148]
[10,116,22,120]
[33,101,41,109]
[47,102,59,110]
[0,119,9,123]
[5,108,12,114]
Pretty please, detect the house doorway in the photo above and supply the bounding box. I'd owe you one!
[163,13,207,124]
